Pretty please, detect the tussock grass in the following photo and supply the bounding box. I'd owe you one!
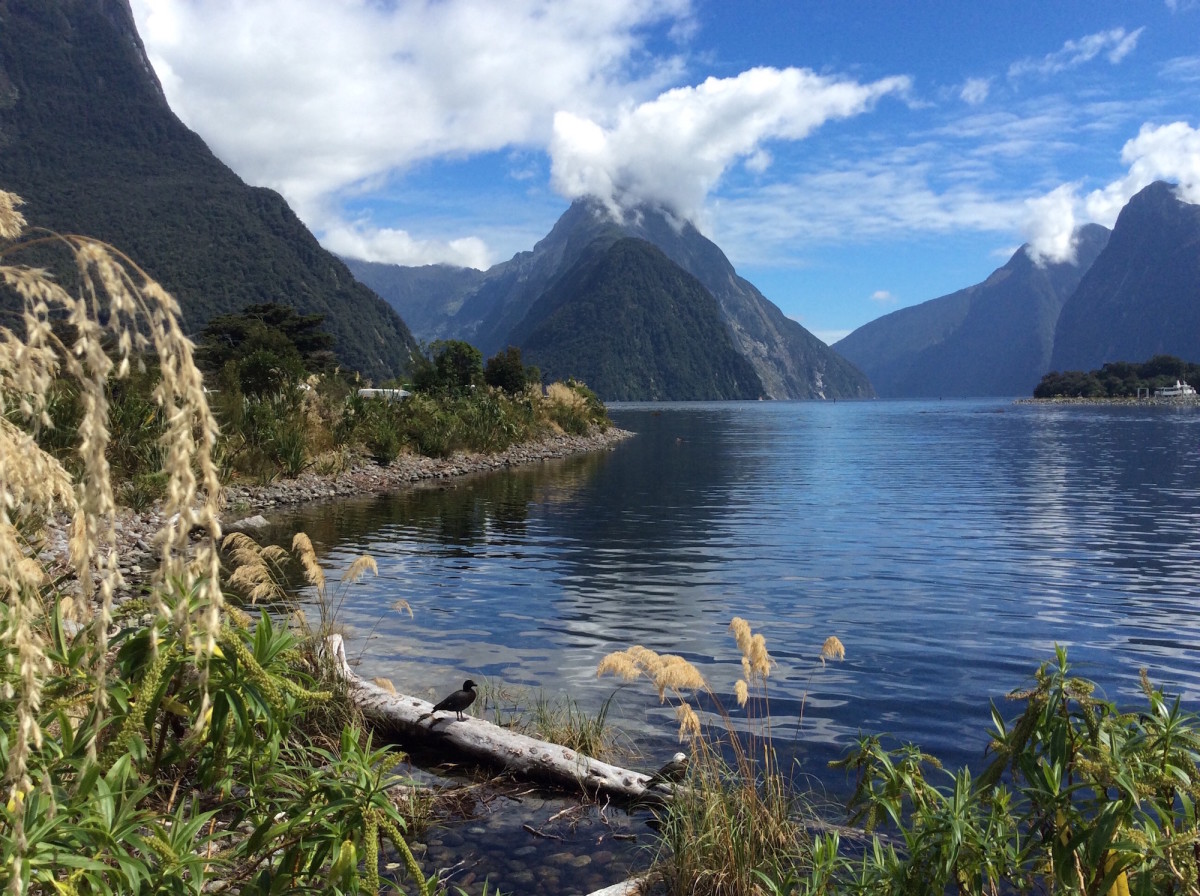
[480,681,624,761]
[598,619,846,896]
[1,189,223,837]
[0,190,440,895]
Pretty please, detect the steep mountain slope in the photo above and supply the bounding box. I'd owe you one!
[1051,181,1200,372]
[352,198,874,400]
[834,225,1109,397]
[0,0,416,381]
[511,238,764,401]
[341,259,484,344]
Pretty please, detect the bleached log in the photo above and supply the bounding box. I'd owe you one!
[584,875,653,896]
[325,635,669,803]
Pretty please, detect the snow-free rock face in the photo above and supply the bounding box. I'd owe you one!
[1050,181,1200,373]
[834,225,1110,398]
[350,198,875,401]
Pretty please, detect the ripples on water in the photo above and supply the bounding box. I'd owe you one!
[267,399,1200,796]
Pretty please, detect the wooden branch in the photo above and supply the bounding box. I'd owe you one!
[325,635,670,804]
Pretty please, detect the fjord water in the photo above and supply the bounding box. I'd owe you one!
[275,399,1200,788]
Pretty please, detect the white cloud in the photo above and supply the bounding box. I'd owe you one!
[320,221,492,269]
[130,0,690,234]
[1008,27,1145,79]
[1023,184,1080,265]
[1022,120,1200,264]
[1160,56,1200,82]
[960,77,991,105]
[548,66,910,221]
[870,290,897,303]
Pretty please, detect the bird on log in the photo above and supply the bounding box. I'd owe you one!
[423,679,478,722]
[645,751,689,787]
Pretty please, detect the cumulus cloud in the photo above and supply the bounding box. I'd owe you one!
[548,66,910,221]
[1022,120,1200,264]
[960,78,991,105]
[320,221,492,270]
[870,290,898,303]
[1023,184,1080,265]
[1008,27,1144,79]
[130,0,690,258]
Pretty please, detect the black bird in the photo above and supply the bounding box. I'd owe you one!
[645,751,689,787]
[427,679,478,721]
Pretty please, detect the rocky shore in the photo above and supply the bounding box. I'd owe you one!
[42,426,634,602]
[1014,396,1200,406]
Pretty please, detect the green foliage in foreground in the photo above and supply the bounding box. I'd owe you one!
[624,637,1200,896]
[1034,354,1200,398]
[0,587,439,895]
[811,648,1200,895]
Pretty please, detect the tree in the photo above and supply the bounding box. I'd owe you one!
[484,345,539,394]
[412,340,483,396]
[197,302,336,396]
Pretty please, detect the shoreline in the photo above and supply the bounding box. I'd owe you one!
[1014,396,1200,406]
[43,425,635,601]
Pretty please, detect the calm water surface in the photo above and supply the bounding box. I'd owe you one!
[265,399,1200,888]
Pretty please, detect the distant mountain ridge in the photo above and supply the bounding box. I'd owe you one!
[833,181,1200,398]
[348,198,874,400]
[834,225,1110,397]
[0,0,416,381]
[1050,181,1200,372]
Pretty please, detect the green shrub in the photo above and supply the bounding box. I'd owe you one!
[829,647,1200,895]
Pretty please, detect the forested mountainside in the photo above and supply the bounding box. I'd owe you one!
[1050,181,1200,373]
[350,198,874,400]
[0,0,416,381]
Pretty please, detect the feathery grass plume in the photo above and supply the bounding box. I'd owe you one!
[341,555,378,585]
[820,635,846,665]
[221,532,289,604]
[730,617,775,715]
[0,190,25,238]
[598,645,706,742]
[291,532,325,591]
[0,188,223,863]
[597,644,706,703]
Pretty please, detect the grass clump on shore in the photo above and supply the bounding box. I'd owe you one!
[598,620,846,896]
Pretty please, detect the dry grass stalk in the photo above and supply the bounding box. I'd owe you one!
[0,189,223,841]
[544,381,588,414]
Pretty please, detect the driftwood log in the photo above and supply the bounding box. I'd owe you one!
[325,635,670,804]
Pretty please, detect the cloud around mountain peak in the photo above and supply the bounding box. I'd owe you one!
[549,66,911,223]
[1023,120,1200,266]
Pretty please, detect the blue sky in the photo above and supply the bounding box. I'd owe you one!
[130,0,1200,344]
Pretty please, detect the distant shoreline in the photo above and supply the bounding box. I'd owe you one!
[1014,396,1200,406]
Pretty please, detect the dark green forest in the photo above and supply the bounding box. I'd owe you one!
[1033,355,1200,398]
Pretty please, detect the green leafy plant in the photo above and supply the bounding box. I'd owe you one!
[832,647,1200,896]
